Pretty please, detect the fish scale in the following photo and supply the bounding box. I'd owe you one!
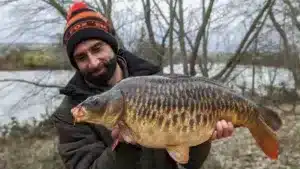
[123,77,230,139]
[71,75,283,164]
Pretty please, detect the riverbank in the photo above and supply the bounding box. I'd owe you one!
[0,58,72,71]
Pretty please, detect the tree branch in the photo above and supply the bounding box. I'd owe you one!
[0,79,64,89]
[42,0,67,19]
[283,0,300,31]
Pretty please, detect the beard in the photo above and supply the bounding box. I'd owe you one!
[82,56,117,87]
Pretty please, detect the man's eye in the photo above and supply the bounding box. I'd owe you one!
[91,46,102,53]
[76,55,86,61]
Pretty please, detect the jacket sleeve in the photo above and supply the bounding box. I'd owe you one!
[51,96,141,169]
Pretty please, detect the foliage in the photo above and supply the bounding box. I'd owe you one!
[0,45,71,70]
[22,50,56,68]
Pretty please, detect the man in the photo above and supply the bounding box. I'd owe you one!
[51,1,234,169]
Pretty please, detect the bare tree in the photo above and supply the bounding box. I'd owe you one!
[167,0,176,74]
[212,0,276,82]
[189,0,215,76]
[177,0,188,75]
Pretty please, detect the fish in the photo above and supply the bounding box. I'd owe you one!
[71,75,282,164]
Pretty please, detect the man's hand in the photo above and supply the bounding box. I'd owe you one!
[211,120,234,140]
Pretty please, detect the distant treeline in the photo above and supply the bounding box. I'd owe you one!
[0,45,73,70]
[0,44,292,71]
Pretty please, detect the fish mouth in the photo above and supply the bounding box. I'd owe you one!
[71,105,88,123]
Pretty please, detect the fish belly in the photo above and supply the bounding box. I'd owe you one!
[124,110,216,148]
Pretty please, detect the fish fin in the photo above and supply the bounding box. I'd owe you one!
[120,128,135,144]
[166,145,190,164]
[258,106,282,131]
[249,116,279,160]
[118,122,137,144]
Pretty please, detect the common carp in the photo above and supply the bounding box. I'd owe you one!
[71,75,282,164]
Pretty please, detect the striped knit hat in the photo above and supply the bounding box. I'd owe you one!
[63,1,118,69]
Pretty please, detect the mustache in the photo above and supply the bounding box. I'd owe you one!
[86,61,110,74]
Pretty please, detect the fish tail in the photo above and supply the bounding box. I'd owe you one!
[248,116,279,160]
[258,106,282,131]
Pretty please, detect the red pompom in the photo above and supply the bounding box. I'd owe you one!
[67,0,89,21]
[70,1,88,12]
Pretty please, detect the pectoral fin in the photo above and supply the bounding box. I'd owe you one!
[111,122,134,151]
[119,121,137,144]
[166,145,190,164]
[111,130,135,151]
[120,127,135,144]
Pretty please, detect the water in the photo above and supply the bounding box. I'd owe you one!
[163,63,295,94]
[0,63,295,125]
[0,70,75,125]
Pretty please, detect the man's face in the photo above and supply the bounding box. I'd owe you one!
[73,39,117,85]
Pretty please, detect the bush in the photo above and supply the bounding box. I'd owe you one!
[22,50,56,68]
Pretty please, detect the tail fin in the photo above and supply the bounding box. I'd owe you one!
[258,106,282,131]
[249,116,279,160]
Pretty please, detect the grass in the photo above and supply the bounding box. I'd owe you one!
[0,117,65,169]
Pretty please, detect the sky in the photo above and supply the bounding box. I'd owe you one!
[0,0,286,53]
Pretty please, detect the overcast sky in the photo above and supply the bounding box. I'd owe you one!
[0,0,283,53]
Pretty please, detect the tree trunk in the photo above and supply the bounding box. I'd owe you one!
[141,0,163,67]
[178,0,188,75]
[168,0,175,74]
[189,0,215,76]
[200,0,209,77]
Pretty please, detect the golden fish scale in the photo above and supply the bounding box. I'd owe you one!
[117,76,258,148]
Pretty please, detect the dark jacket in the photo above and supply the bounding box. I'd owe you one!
[51,49,211,169]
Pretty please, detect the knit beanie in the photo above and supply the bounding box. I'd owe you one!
[63,1,119,69]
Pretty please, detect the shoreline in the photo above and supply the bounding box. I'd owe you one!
[0,67,73,71]
[0,62,291,71]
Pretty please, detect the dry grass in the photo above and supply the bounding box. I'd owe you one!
[1,136,64,169]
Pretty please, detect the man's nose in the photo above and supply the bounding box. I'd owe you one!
[87,53,100,68]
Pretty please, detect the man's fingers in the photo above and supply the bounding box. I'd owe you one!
[212,120,235,141]
[221,120,229,137]
[211,131,217,140]
[216,121,223,139]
